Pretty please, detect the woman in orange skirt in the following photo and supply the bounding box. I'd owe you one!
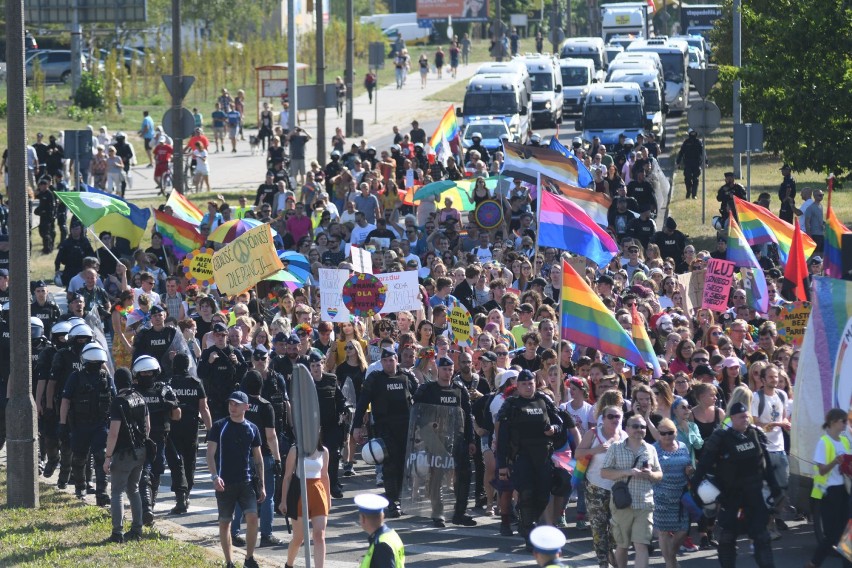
[279,440,331,568]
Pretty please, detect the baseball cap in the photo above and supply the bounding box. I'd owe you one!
[436,356,454,367]
[692,364,715,378]
[228,391,249,404]
[212,322,228,333]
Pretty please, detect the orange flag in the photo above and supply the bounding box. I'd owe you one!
[783,217,810,302]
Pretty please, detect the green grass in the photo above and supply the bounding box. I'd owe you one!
[0,467,217,567]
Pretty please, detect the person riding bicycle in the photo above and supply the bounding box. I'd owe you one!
[153,138,175,195]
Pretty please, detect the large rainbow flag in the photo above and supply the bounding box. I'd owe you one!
[631,305,662,377]
[540,191,618,267]
[540,174,612,226]
[166,191,204,224]
[727,212,769,313]
[560,259,644,367]
[154,209,204,259]
[824,206,851,279]
[501,141,579,186]
[734,196,816,265]
[428,105,460,152]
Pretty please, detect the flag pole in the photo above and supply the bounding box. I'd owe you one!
[533,172,541,265]
[87,226,122,265]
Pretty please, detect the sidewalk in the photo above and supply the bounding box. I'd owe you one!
[125,63,481,201]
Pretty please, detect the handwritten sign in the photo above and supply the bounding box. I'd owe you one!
[320,269,421,322]
[181,247,215,286]
[701,259,735,312]
[211,224,283,296]
[448,306,473,346]
[342,273,387,317]
[777,301,812,346]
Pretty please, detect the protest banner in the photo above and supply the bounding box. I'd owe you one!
[777,301,812,346]
[342,273,388,318]
[701,259,735,312]
[211,224,283,296]
[181,247,215,287]
[320,269,422,322]
[448,306,473,346]
[351,245,373,273]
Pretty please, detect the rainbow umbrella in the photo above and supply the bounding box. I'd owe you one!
[277,251,311,283]
[208,218,279,244]
[265,268,305,291]
[413,179,456,201]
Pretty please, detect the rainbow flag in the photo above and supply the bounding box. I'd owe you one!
[631,305,662,377]
[402,177,500,212]
[549,137,594,188]
[540,190,618,267]
[501,141,579,186]
[734,196,816,265]
[570,455,592,489]
[166,191,204,225]
[727,212,769,313]
[428,105,460,151]
[560,259,644,367]
[541,174,612,226]
[824,207,851,279]
[154,209,204,259]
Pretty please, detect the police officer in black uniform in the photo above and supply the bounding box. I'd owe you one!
[27,316,50,469]
[252,345,291,457]
[777,163,797,223]
[34,177,56,253]
[309,349,349,499]
[36,320,72,478]
[59,342,115,505]
[691,402,780,568]
[413,356,477,527]
[717,172,747,221]
[198,322,249,422]
[465,132,491,166]
[48,320,90,489]
[676,129,704,200]
[270,332,307,389]
[0,304,9,453]
[113,132,135,197]
[166,353,212,513]
[31,279,61,337]
[132,305,178,375]
[132,355,181,526]
[352,348,417,518]
[104,367,149,543]
[496,369,564,546]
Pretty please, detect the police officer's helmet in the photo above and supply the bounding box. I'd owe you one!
[530,133,542,144]
[331,150,341,158]
[31,317,44,339]
[688,128,697,136]
[132,355,161,376]
[367,146,377,152]
[115,131,126,141]
[414,142,424,150]
[68,323,94,341]
[391,144,401,152]
[471,132,482,141]
[624,138,635,147]
[499,134,510,142]
[51,320,73,337]
[362,438,387,465]
[80,343,108,363]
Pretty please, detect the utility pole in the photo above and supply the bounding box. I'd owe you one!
[345,0,354,137]
[566,0,571,38]
[551,0,559,53]
[732,0,742,177]
[71,0,82,93]
[316,2,327,162]
[5,0,38,509]
[287,0,297,132]
[171,0,184,192]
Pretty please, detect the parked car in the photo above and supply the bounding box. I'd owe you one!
[98,46,148,72]
[25,50,91,84]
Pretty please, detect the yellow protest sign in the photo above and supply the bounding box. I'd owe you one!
[211,224,283,296]
[181,247,215,287]
[778,301,812,346]
[448,306,473,346]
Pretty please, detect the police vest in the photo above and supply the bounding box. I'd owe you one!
[116,389,148,452]
[140,382,178,436]
[370,372,413,423]
[360,527,405,568]
[71,370,112,423]
[506,395,552,452]
[811,434,851,499]
[261,372,288,435]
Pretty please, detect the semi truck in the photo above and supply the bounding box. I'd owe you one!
[679,4,722,37]
[600,2,654,42]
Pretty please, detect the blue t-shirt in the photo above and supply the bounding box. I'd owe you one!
[141,116,155,140]
[212,110,227,128]
[207,417,261,485]
[227,110,241,127]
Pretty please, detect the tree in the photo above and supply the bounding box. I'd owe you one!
[711,0,852,177]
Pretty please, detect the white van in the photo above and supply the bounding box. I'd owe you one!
[606,70,668,148]
[610,52,665,88]
[576,82,648,147]
[474,60,532,94]
[519,54,563,127]
[559,58,596,115]
[559,37,607,80]
[459,74,531,142]
[383,23,433,46]
[360,13,417,30]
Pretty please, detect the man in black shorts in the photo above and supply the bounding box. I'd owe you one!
[206,391,265,568]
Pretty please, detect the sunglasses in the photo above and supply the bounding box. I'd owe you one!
[344,345,355,351]
[605,414,622,421]
[629,424,647,430]
[496,352,509,356]
[675,380,689,385]
[296,331,307,337]
[692,358,709,363]
[659,431,676,436]
[253,355,268,361]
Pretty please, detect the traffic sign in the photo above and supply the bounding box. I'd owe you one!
[687,100,721,136]
[291,364,320,454]
[162,75,195,100]
[733,123,764,153]
[162,107,195,140]
[688,67,720,100]
[369,42,385,70]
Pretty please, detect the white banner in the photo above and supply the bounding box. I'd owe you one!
[351,245,373,274]
[320,269,421,322]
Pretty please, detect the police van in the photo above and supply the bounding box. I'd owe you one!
[519,53,563,128]
[575,82,648,146]
[609,51,665,90]
[559,58,597,116]
[559,37,607,82]
[606,69,668,148]
[458,74,531,143]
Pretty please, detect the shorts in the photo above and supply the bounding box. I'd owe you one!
[290,158,306,177]
[769,451,789,489]
[229,126,238,139]
[144,138,153,151]
[610,506,653,547]
[215,481,258,522]
[286,476,329,520]
[214,126,225,139]
[480,434,493,453]
[154,164,168,178]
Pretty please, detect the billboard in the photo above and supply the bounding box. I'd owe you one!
[416,0,490,22]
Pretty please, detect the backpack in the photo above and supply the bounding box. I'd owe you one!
[756,388,787,419]
[471,392,496,433]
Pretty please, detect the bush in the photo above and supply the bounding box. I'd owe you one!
[73,72,105,110]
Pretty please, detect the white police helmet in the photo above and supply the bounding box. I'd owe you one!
[697,478,721,505]
[81,343,108,363]
[68,323,94,340]
[362,438,387,465]
[51,320,73,336]
[30,317,44,338]
[471,132,482,140]
[132,355,161,376]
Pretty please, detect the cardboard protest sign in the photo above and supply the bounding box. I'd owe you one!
[701,259,735,312]
[181,247,214,287]
[448,306,473,346]
[342,273,387,318]
[777,301,812,346]
[211,224,283,296]
[320,269,422,322]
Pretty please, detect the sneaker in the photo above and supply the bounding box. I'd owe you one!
[342,462,355,477]
[96,494,111,506]
[43,460,58,478]
[451,514,477,527]
[260,534,284,547]
[86,484,97,495]
[225,563,235,568]
[500,524,513,536]
[57,481,67,490]
[432,518,446,528]
[244,556,260,568]
[108,532,124,544]
[386,507,401,519]
[331,487,344,499]
[123,530,142,542]
[699,535,712,550]
[143,511,154,527]
[555,515,567,528]
[576,519,588,530]
[681,536,698,553]
[231,534,246,547]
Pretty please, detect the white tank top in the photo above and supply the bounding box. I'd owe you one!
[587,429,617,491]
[303,451,324,479]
